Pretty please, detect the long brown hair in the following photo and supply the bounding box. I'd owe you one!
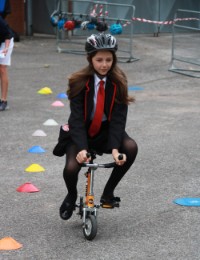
[67,51,135,104]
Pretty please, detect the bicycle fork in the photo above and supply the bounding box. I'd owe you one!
[82,167,99,226]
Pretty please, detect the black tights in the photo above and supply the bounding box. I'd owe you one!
[63,136,138,199]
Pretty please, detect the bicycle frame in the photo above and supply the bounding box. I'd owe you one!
[78,152,117,240]
[82,164,99,225]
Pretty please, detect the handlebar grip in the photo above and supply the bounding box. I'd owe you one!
[86,152,91,158]
[118,154,123,160]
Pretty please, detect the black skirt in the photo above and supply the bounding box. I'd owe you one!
[53,121,109,157]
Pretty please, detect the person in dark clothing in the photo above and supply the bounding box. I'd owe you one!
[0,0,20,43]
[0,0,11,19]
[53,33,138,220]
[0,15,14,111]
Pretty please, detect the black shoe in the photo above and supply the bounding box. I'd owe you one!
[60,194,77,220]
[0,101,8,111]
[100,195,121,209]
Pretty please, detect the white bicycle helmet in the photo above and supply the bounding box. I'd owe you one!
[85,33,118,54]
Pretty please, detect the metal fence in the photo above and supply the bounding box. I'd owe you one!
[169,9,200,78]
[55,0,138,62]
[32,0,200,35]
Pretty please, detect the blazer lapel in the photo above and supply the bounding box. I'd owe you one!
[85,77,95,124]
[105,78,116,120]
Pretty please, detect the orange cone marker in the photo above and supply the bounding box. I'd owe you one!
[0,237,23,250]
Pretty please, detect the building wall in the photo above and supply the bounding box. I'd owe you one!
[32,0,56,35]
[5,0,25,34]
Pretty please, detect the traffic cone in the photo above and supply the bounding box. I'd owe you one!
[32,130,47,137]
[43,119,58,126]
[16,182,40,193]
[28,146,46,153]
[37,87,53,94]
[51,100,64,107]
[56,92,68,99]
[0,237,23,250]
[128,86,144,91]
[25,164,45,172]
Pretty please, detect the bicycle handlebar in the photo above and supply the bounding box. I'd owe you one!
[81,162,116,168]
[81,153,124,168]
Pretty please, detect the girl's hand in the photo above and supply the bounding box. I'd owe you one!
[76,150,90,163]
[2,48,8,55]
[112,149,126,166]
[3,40,10,55]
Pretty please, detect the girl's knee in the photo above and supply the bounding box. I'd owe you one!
[132,139,138,154]
[63,160,81,177]
[124,139,138,163]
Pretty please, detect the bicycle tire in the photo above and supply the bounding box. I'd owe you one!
[83,215,97,240]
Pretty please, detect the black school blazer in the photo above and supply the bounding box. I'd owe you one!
[68,76,128,152]
[0,16,13,44]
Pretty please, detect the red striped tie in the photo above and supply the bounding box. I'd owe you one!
[89,80,105,137]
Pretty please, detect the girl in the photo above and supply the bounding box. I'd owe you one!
[53,33,138,220]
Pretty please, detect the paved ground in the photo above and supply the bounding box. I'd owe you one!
[0,32,200,260]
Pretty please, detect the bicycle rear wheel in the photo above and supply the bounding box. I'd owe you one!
[83,215,97,240]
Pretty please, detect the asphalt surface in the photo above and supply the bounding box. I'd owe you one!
[0,32,200,260]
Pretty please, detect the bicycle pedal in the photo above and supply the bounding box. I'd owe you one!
[101,203,120,209]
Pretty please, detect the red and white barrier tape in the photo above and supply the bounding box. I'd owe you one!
[132,17,200,25]
[105,11,109,16]
[90,4,98,17]
[123,21,131,27]
[99,5,103,17]
[90,4,199,26]
[90,4,108,17]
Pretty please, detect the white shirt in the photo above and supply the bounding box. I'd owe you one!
[90,74,107,121]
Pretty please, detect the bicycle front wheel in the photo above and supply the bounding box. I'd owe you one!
[83,215,97,240]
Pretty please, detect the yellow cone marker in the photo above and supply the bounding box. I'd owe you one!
[25,163,45,172]
[0,237,23,250]
[37,87,53,94]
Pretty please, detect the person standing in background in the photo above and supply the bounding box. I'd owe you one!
[0,15,14,111]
